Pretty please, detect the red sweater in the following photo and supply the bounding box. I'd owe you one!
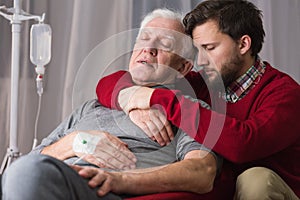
[96,63,300,197]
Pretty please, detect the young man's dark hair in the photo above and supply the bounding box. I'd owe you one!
[183,0,265,56]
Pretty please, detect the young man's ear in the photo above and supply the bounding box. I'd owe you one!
[239,35,252,55]
[176,60,193,79]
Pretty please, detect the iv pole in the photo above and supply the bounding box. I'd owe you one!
[0,0,45,174]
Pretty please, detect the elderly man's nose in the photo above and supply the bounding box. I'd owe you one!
[143,47,157,57]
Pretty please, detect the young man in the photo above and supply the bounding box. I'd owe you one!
[96,1,300,199]
[1,9,222,200]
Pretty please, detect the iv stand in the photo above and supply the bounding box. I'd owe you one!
[0,0,45,174]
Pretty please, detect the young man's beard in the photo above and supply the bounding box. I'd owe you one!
[203,52,244,91]
[220,53,245,88]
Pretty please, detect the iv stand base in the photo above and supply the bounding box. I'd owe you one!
[0,148,21,175]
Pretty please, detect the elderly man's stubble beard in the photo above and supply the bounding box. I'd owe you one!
[130,64,179,87]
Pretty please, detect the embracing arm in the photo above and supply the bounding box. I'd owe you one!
[149,80,300,163]
[96,70,134,109]
[96,70,300,163]
[72,149,217,196]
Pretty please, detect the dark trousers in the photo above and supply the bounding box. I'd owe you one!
[1,154,123,200]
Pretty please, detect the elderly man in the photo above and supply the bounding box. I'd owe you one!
[1,9,221,200]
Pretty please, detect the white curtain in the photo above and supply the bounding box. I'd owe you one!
[251,0,300,82]
[0,0,299,163]
[0,0,202,163]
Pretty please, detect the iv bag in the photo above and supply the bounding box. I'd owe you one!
[30,23,52,67]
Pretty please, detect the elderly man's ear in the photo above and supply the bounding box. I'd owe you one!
[176,60,193,79]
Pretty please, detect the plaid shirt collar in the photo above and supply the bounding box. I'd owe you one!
[224,57,266,103]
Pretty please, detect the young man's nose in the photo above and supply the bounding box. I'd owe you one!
[197,49,209,66]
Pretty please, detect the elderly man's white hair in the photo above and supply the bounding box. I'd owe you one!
[137,8,195,61]
[140,8,184,29]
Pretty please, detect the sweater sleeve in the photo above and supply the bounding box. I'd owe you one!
[96,70,134,109]
[150,78,300,164]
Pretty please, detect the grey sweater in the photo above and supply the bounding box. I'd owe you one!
[31,99,221,170]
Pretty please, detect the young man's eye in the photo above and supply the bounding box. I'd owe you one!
[206,46,215,50]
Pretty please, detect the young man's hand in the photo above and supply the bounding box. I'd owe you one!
[129,109,174,146]
[118,86,154,113]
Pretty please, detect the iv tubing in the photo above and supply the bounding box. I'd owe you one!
[32,93,42,150]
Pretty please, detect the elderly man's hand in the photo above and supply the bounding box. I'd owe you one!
[73,130,136,170]
[129,109,174,146]
[71,165,125,197]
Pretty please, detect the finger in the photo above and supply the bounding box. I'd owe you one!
[75,131,136,169]
[155,120,174,144]
[83,154,109,168]
[140,122,155,140]
[149,111,172,145]
[90,130,136,162]
[84,154,129,170]
[164,120,174,141]
[154,109,174,142]
[91,150,124,169]
[76,166,99,179]
[156,127,171,146]
[93,141,135,170]
[69,164,83,172]
[91,154,123,170]
[150,110,173,145]
[96,172,121,197]
[96,176,113,197]
[90,133,137,169]
[156,111,174,140]
[145,120,165,146]
[129,111,154,139]
[98,142,136,170]
[138,123,156,140]
[104,134,137,162]
[97,187,109,197]
[97,183,111,197]
[88,170,107,188]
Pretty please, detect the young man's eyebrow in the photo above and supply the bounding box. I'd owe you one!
[193,41,217,48]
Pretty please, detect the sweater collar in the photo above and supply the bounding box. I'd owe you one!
[224,56,266,103]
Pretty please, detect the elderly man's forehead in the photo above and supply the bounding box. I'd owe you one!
[140,27,185,39]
